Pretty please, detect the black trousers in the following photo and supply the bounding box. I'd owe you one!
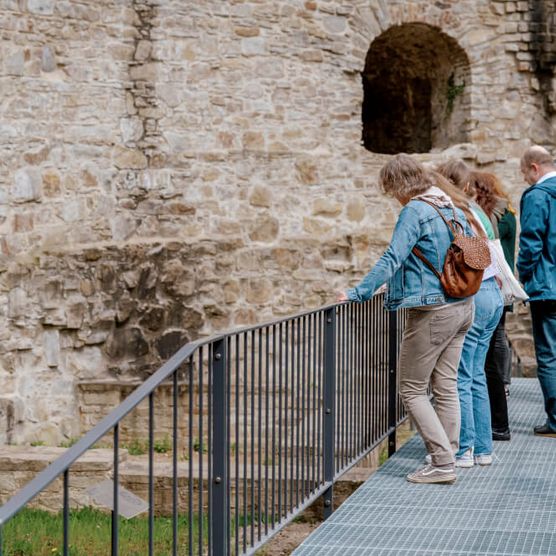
[484,311,510,432]
[530,300,556,431]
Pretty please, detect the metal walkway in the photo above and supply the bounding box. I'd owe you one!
[293,378,556,556]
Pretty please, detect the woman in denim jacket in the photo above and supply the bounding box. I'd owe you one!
[338,154,474,484]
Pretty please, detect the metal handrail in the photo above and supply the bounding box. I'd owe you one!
[0,301,341,526]
[0,295,406,555]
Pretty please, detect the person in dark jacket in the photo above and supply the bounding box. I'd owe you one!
[472,170,517,441]
[518,146,556,437]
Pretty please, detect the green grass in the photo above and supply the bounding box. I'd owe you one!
[2,507,208,556]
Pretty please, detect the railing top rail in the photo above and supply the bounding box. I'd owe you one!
[0,300,347,525]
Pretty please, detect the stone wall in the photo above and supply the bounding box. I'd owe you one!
[1,0,554,443]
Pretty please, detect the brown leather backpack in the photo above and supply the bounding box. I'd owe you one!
[412,199,491,298]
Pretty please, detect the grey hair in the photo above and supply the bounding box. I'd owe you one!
[378,154,433,199]
[521,145,555,168]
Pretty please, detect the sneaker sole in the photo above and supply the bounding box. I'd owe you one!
[474,460,492,466]
[534,431,556,438]
[455,461,474,468]
[406,475,457,485]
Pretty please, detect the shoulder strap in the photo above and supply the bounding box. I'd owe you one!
[410,198,461,278]
[412,246,442,280]
[415,198,460,236]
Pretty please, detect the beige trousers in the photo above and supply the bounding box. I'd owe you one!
[399,299,474,466]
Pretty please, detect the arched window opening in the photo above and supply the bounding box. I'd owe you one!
[362,23,471,154]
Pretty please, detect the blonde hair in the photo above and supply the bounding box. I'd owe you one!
[378,154,434,199]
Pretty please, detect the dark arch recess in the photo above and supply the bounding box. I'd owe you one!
[362,23,471,154]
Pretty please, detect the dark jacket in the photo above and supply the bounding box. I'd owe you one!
[489,198,516,271]
[517,176,556,301]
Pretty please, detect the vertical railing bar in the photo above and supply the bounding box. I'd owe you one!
[172,370,179,556]
[243,333,248,554]
[322,306,336,519]
[372,301,378,443]
[211,338,228,556]
[382,309,390,432]
[301,316,311,500]
[284,321,289,516]
[226,337,232,554]
[348,303,352,464]
[278,322,283,523]
[63,469,69,556]
[271,324,277,529]
[148,392,154,556]
[311,312,317,489]
[198,347,204,555]
[257,328,263,542]
[342,304,347,469]
[364,302,370,449]
[357,303,362,456]
[378,303,383,437]
[296,317,301,509]
[348,303,359,462]
[388,310,398,456]
[188,357,194,556]
[235,335,240,556]
[317,311,322,484]
[250,329,255,548]
[264,328,270,536]
[208,345,214,554]
[111,423,119,556]
[290,319,296,514]
[353,304,358,458]
[336,306,341,473]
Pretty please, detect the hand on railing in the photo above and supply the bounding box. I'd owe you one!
[336,290,348,302]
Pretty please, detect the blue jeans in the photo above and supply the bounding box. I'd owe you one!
[530,300,556,431]
[457,278,504,457]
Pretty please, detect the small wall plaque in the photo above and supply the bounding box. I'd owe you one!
[87,479,149,519]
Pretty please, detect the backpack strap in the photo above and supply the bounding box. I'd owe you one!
[412,246,442,280]
[415,198,462,237]
[410,199,461,278]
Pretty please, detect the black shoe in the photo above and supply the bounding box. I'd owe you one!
[533,424,556,437]
[492,429,511,441]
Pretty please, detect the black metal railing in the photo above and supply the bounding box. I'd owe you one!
[0,294,407,556]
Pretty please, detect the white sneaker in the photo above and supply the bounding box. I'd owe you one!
[455,448,474,468]
[474,454,493,466]
[425,454,432,464]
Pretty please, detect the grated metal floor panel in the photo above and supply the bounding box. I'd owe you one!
[293,378,556,556]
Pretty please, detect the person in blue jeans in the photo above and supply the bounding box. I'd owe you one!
[518,146,556,437]
[436,162,504,466]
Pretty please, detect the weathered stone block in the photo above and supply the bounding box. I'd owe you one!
[12,168,42,203]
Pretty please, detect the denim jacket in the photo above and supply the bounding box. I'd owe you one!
[517,176,556,301]
[347,200,472,310]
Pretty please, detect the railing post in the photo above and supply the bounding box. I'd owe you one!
[322,306,336,519]
[388,310,398,457]
[212,338,228,556]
